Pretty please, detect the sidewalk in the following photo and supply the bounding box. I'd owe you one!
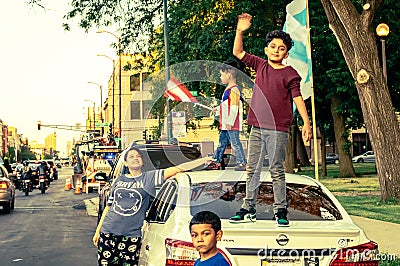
[351,215,400,256]
[84,196,99,217]
[84,197,399,256]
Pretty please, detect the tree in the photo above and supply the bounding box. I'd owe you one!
[19,145,36,161]
[34,0,399,200]
[320,0,400,201]
[310,0,362,178]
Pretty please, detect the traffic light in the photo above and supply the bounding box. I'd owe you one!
[142,130,147,140]
[108,123,113,134]
[37,121,41,130]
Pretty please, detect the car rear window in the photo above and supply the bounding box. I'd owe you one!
[189,181,342,221]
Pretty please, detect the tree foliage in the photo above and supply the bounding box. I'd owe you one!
[30,0,400,200]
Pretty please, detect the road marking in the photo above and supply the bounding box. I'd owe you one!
[15,206,75,209]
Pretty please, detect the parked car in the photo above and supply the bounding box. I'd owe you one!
[326,153,339,164]
[352,151,375,163]
[97,141,202,222]
[8,163,22,188]
[0,164,15,214]
[138,170,379,266]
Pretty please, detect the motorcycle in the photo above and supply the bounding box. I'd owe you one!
[38,172,49,194]
[20,178,33,196]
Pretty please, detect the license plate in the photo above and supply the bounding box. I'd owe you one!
[261,259,301,266]
[39,179,45,182]
[261,258,319,266]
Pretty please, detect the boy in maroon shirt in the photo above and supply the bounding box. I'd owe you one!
[229,13,312,226]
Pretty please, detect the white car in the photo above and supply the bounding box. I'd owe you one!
[352,151,375,163]
[138,170,379,266]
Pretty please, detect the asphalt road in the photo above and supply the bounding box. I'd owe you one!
[0,167,98,266]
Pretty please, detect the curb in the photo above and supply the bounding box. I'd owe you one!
[84,197,99,217]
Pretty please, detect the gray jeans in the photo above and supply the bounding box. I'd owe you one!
[242,126,288,212]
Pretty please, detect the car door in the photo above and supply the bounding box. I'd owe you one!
[366,151,375,162]
[140,179,178,265]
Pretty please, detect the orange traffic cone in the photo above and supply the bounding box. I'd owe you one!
[82,181,87,194]
[74,175,82,194]
[64,176,72,191]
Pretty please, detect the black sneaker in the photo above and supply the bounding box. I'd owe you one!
[229,208,256,223]
[275,208,289,227]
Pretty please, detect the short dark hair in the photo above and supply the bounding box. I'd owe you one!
[265,30,294,51]
[218,58,246,72]
[124,146,143,162]
[189,211,221,233]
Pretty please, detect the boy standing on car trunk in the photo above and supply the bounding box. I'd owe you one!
[229,13,312,226]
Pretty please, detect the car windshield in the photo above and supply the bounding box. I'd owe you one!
[189,181,342,221]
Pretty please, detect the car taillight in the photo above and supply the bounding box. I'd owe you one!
[165,238,198,266]
[0,181,8,190]
[330,241,379,266]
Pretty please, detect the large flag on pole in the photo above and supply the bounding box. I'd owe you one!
[284,0,319,181]
[164,77,198,103]
[283,0,312,100]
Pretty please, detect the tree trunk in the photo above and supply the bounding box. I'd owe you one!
[296,126,310,166]
[321,0,400,201]
[320,129,327,177]
[331,94,357,178]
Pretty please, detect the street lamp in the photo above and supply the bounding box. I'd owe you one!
[163,0,173,142]
[376,23,390,83]
[97,54,116,135]
[84,99,96,132]
[97,30,122,143]
[88,81,103,122]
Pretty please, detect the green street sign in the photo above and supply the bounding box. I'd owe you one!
[95,122,110,127]
[114,137,121,141]
[190,90,198,97]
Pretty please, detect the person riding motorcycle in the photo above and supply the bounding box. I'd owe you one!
[21,160,33,182]
[36,161,50,186]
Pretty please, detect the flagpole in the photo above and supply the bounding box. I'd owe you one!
[305,0,319,181]
[163,0,173,143]
[194,103,213,111]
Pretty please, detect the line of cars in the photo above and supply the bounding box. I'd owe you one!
[323,151,376,165]
[0,159,60,213]
[96,142,380,266]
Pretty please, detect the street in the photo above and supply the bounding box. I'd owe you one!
[0,167,98,266]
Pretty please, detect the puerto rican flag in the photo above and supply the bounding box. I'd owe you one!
[190,186,205,201]
[164,77,198,103]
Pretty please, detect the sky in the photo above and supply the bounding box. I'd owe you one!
[0,0,118,156]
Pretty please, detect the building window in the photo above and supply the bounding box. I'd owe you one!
[143,100,156,119]
[130,73,140,91]
[130,100,156,120]
[130,72,150,91]
[130,101,140,120]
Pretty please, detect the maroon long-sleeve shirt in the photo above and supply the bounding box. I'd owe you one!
[241,53,302,132]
